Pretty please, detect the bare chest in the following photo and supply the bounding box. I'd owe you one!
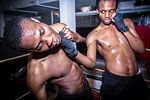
[45,53,72,74]
[30,50,73,78]
[97,29,128,50]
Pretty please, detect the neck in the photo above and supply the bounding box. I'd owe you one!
[32,45,62,59]
[100,22,113,28]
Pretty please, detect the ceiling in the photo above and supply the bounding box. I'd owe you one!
[1,0,96,13]
[0,0,150,14]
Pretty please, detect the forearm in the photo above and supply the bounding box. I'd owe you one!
[60,31,96,69]
[75,52,96,69]
[113,13,145,54]
[27,80,47,100]
[34,89,47,100]
[124,31,145,54]
[72,33,86,43]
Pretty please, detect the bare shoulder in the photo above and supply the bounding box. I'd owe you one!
[87,28,99,44]
[28,58,41,71]
[28,54,44,72]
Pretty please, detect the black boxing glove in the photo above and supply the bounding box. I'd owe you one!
[59,31,78,58]
[113,13,129,33]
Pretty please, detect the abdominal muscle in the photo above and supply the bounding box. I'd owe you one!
[46,49,85,94]
[51,63,85,94]
[99,45,138,77]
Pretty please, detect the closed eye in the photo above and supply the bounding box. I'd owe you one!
[35,27,45,51]
[35,41,43,51]
[34,28,43,51]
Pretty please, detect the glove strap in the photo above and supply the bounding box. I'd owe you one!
[121,26,129,33]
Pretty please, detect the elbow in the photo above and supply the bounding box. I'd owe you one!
[90,66,96,70]
[137,44,146,54]
[87,62,96,70]
[139,48,146,54]
[141,48,146,54]
[140,43,146,54]
[91,63,96,69]
[89,58,97,69]
[136,48,145,55]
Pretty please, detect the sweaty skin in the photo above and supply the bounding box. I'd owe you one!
[62,0,145,76]
[86,0,145,76]
[20,20,85,100]
[60,1,147,100]
[27,49,85,100]
[89,24,139,76]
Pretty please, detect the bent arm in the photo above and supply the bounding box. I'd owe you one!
[27,63,47,100]
[124,19,145,54]
[54,23,97,69]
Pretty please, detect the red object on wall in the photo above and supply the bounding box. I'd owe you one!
[135,25,150,59]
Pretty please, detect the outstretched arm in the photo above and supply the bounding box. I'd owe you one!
[75,34,97,69]
[51,23,96,69]
[59,31,97,69]
[27,62,47,100]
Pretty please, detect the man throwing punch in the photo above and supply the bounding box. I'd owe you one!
[3,17,94,100]
[60,0,148,100]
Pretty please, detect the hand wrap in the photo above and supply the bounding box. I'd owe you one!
[113,13,129,32]
[59,31,78,58]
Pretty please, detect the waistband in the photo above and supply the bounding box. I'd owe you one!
[104,69,142,80]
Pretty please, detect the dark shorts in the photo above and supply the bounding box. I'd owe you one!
[56,80,95,100]
[100,69,148,100]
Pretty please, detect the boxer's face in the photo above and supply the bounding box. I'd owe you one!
[97,0,117,25]
[20,19,61,52]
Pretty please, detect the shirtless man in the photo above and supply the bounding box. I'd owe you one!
[60,0,148,100]
[3,17,94,100]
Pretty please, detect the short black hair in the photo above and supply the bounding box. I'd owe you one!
[96,0,119,10]
[3,17,30,51]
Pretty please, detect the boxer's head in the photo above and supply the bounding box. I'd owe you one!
[4,17,61,52]
[96,0,119,25]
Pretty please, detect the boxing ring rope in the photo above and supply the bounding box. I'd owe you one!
[0,53,30,63]
[0,48,149,64]
[0,49,149,100]
[15,91,31,100]
[146,48,150,51]
[0,53,31,100]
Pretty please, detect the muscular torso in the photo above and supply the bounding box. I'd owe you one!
[27,45,85,94]
[92,24,138,76]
